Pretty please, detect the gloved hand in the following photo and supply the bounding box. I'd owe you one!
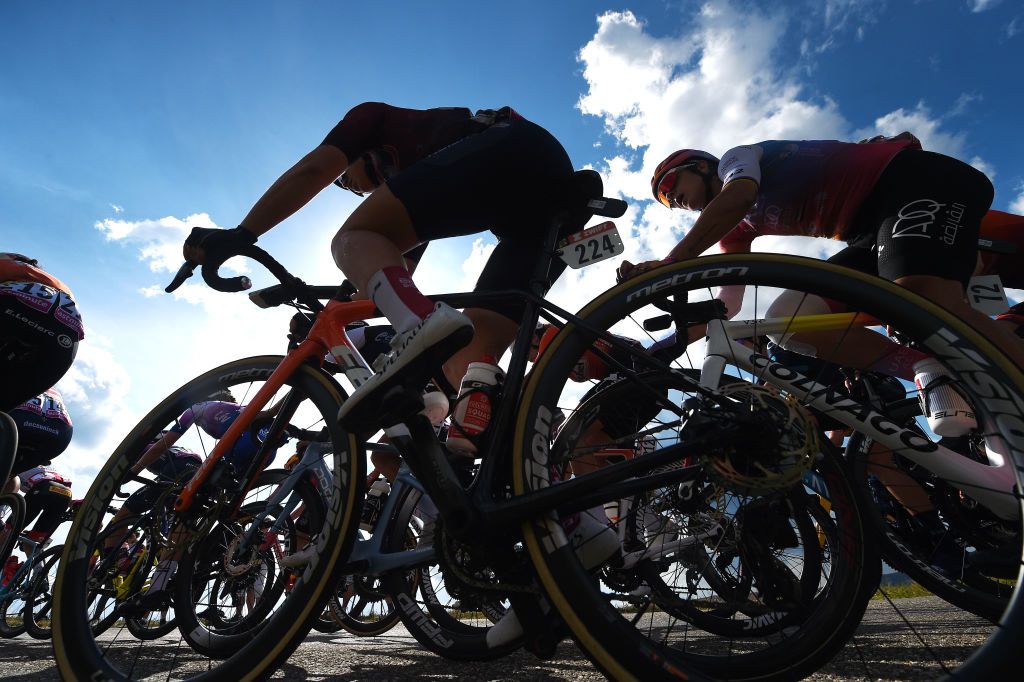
[182,226,257,265]
[616,257,676,283]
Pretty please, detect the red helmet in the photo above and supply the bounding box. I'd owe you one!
[651,149,719,207]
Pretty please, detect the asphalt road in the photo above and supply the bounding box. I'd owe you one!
[0,597,997,681]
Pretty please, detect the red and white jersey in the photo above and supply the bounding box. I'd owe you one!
[17,465,72,491]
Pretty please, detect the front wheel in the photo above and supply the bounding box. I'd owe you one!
[53,356,364,681]
[514,254,1024,681]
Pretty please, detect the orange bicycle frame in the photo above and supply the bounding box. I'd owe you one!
[173,299,377,513]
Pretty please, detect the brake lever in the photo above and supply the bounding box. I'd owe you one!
[166,261,198,293]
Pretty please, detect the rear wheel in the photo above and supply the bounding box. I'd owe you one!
[53,356,364,681]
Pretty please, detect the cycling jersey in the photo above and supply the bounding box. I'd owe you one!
[536,326,646,382]
[0,262,83,411]
[171,401,281,469]
[17,465,72,491]
[977,209,1024,289]
[718,137,921,250]
[321,102,484,175]
[9,387,74,471]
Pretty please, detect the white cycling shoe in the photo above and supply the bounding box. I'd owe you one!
[486,508,620,648]
[338,303,473,432]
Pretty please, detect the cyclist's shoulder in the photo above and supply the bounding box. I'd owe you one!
[0,254,74,297]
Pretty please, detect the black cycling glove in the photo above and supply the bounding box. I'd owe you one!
[184,226,257,264]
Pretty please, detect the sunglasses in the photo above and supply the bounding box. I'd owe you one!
[333,153,382,197]
[656,168,682,206]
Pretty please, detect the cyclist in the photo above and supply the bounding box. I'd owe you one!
[123,390,287,611]
[1,388,73,494]
[0,254,83,412]
[14,464,73,548]
[102,433,203,553]
[624,136,1024,436]
[128,389,283,478]
[178,102,583,432]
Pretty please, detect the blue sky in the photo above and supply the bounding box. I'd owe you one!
[2,0,1023,486]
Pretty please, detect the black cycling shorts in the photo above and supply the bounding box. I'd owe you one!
[843,149,994,285]
[0,282,80,411]
[387,118,576,320]
[9,408,73,472]
[23,481,72,537]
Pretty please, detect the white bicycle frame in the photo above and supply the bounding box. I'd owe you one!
[700,313,1018,520]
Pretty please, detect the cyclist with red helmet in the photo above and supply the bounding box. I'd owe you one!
[180,102,581,431]
[622,136,1024,436]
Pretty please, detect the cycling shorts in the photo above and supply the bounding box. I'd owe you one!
[8,407,74,472]
[124,478,183,515]
[23,481,72,537]
[0,281,82,411]
[387,117,576,320]
[843,149,993,286]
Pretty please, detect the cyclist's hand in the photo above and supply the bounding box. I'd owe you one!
[616,257,676,283]
[183,226,257,265]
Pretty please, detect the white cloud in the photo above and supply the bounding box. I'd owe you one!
[110,204,124,214]
[95,213,249,276]
[969,0,1002,12]
[54,329,135,481]
[1010,184,1024,213]
[576,5,994,272]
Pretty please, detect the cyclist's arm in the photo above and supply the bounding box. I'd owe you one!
[129,431,183,477]
[666,178,758,261]
[238,145,350,237]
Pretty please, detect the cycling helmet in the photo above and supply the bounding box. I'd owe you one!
[651,149,720,208]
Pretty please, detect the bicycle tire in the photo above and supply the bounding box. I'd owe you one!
[0,574,28,637]
[380,484,522,660]
[24,542,63,639]
[0,492,26,568]
[845,406,1016,623]
[514,253,1024,681]
[53,355,364,682]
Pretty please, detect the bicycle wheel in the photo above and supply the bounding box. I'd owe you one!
[0,569,29,637]
[845,392,1018,623]
[173,499,292,658]
[380,485,521,660]
[0,492,25,569]
[24,543,63,639]
[514,254,1024,681]
[54,355,364,681]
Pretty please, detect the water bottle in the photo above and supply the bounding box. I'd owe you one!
[446,356,504,456]
[913,358,977,437]
[360,478,391,531]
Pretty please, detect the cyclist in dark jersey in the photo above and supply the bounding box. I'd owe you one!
[6,388,74,476]
[0,253,83,411]
[180,102,580,431]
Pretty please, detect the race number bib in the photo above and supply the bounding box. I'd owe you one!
[966,275,1009,316]
[558,221,624,269]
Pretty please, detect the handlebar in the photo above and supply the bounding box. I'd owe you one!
[166,243,329,312]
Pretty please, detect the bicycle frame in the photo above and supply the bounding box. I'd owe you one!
[0,533,44,598]
[701,313,1019,520]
